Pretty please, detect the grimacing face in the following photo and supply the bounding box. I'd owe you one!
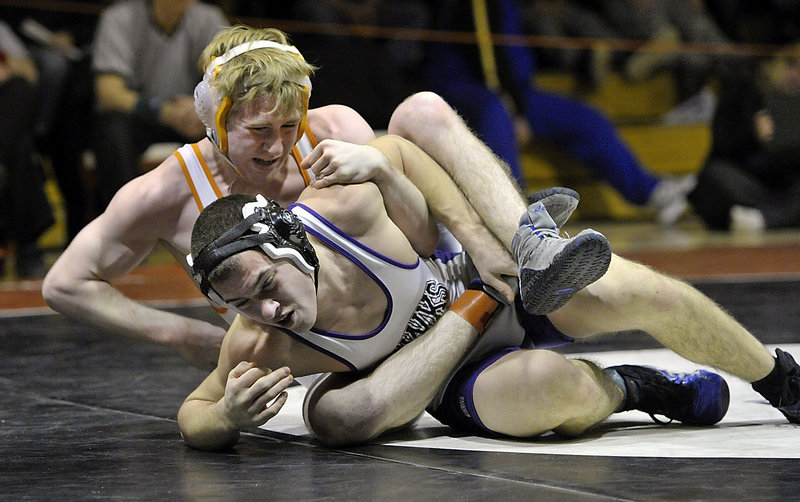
[212,249,317,331]
[225,97,303,185]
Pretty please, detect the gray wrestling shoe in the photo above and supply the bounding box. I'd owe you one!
[526,187,580,228]
[511,201,611,315]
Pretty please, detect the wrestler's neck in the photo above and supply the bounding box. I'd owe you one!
[205,140,306,208]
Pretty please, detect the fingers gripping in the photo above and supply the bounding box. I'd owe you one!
[225,363,293,427]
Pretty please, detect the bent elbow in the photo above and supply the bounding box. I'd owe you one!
[41,270,69,311]
[309,393,391,447]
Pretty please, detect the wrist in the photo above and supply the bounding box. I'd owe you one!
[368,147,394,183]
[133,94,163,123]
[214,397,240,431]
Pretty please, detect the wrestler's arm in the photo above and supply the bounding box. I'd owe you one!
[302,135,516,301]
[302,151,495,446]
[42,163,225,370]
[305,311,480,446]
[178,317,293,451]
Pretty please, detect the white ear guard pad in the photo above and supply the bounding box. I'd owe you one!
[240,195,317,276]
[194,41,313,154]
[193,77,219,144]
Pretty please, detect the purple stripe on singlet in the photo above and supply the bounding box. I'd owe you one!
[290,203,419,268]
[276,327,358,372]
[288,203,416,340]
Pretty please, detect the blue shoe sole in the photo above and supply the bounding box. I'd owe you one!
[519,232,611,315]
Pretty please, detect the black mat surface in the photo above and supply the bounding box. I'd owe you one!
[2,281,798,501]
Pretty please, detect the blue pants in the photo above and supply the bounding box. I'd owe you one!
[426,0,659,204]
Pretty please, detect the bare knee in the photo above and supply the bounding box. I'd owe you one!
[473,350,598,437]
[306,394,384,447]
[388,91,454,138]
[304,378,405,447]
[554,359,621,436]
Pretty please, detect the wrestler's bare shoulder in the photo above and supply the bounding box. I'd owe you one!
[219,315,266,371]
[223,315,350,376]
[99,146,209,248]
[299,182,383,237]
[113,149,200,214]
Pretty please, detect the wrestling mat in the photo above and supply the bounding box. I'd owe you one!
[261,345,800,459]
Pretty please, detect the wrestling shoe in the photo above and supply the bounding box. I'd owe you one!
[511,201,611,315]
[752,348,800,423]
[610,365,730,425]
[526,187,580,229]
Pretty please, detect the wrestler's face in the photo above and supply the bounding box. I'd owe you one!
[213,249,317,331]
[225,98,302,184]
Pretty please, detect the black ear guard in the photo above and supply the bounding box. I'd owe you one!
[187,195,319,307]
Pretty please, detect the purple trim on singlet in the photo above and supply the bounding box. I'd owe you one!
[514,296,575,348]
[275,327,358,372]
[432,248,463,263]
[290,203,420,269]
[429,347,521,436]
[286,203,419,342]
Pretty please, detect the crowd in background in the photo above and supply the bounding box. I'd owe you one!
[1,0,800,280]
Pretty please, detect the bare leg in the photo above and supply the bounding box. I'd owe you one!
[549,254,775,383]
[390,91,796,420]
[472,350,622,437]
[304,312,480,446]
[390,92,611,313]
[389,91,525,245]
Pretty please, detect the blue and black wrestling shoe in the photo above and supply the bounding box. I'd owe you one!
[610,365,730,425]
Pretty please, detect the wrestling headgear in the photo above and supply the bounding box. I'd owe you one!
[194,40,312,155]
[187,194,319,308]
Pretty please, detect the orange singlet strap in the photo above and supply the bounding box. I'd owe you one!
[292,124,319,186]
[291,146,311,186]
[191,143,224,200]
[175,149,204,213]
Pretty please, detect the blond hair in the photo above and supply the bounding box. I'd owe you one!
[199,25,317,119]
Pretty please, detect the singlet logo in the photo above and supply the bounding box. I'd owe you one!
[396,280,449,351]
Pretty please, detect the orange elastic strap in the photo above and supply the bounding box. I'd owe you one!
[449,289,499,334]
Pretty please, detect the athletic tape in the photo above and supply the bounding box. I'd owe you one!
[449,289,499,333]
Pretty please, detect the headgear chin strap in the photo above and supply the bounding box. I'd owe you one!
[187,194,319,309]
[193,40,312,155]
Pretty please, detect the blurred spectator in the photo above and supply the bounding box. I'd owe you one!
[521,0,617,89]
[599,0,729,124]
[90,0,228,210]
[427,0,696,224]
[706,0,800,45]
[15,13,98,243]
[688,51,800,230]
[0,21,54,278]
[291,0,430,129]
